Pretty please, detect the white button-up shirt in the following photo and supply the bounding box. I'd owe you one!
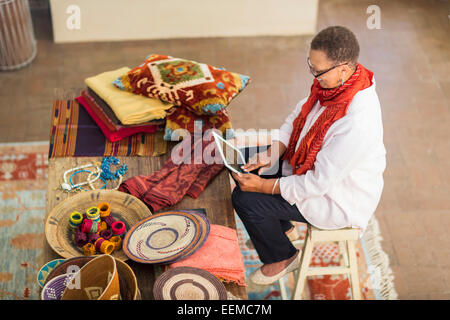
[273,77,386,234]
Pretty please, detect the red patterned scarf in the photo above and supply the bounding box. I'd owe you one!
[282,63,374,175]
[118,136,223,212]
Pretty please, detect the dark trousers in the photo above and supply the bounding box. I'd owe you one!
[230,145,309,264]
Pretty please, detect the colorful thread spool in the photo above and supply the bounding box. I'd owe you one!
[88,232,100,244]
[98,202,111,218]
[69,211,83,230]
[102,215,116,227]
[97,221,108,233]
[100,240,115,255]
[86,206,100,222]
[75,228,88,247]
[94,238,114,255]
[81,219,99,234]
[100,229,113,240]
[110,236,122,251]
[83,243,96,256]
[94,238,105,252]
[111,221,125,236]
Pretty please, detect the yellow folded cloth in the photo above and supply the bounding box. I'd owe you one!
[85,67,173,125]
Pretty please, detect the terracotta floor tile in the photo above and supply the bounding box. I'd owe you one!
[401,265,447,296]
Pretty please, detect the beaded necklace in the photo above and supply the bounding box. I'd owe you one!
[59,157,127,193]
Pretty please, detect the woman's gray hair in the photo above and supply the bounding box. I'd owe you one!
[311,26,360,68]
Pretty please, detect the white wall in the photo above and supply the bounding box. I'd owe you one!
[49,0,319,43]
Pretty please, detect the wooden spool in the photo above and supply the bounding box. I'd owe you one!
[0,0,37,71]
[45,190,152,261]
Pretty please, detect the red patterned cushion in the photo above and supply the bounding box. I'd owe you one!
[113,54,250,116]
[164,106,233,141]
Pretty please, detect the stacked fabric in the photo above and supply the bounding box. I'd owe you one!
[76,56,250,143]
[112,54,251,141]
[76,67,174,142]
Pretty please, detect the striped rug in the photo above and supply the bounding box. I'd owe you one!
[49,100,167,158]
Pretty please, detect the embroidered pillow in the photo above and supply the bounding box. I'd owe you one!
[113,54,250,116]
[164,106,233,141]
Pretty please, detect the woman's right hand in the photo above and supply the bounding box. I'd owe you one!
[241,141,286,175]
[241,150,273,174]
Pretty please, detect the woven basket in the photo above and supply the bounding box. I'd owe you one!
[43,256,140,300]
[45,190,152,261]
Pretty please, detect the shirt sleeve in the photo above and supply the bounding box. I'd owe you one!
[279,118,374,204]
[272,97,308,147]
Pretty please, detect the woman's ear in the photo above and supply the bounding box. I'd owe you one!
[340,65,349,78]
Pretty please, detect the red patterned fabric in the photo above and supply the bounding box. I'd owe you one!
[118,136,224,212]
[164,105,232,141]
[282,63,374,175]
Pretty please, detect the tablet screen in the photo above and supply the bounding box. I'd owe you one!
[213,132,246,174]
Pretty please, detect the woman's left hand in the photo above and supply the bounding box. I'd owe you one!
[231,172,266,193]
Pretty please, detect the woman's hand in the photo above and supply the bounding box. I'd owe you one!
[241,141,286,175]
[231,172,274,193]
[241,150,272,174]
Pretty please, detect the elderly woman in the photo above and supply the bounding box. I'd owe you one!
[231,26,386,285]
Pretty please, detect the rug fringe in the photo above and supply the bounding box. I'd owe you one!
[362,216,398,300]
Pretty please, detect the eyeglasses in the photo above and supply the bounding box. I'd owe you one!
[307,57,348,79]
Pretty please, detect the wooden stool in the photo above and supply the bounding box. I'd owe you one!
[278,225,362,300]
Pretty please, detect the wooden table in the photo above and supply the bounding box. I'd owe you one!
[41,141,247,300]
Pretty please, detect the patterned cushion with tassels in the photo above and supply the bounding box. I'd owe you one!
[113,54,250,116]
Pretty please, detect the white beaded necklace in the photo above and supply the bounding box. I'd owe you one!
[61,163,101,192]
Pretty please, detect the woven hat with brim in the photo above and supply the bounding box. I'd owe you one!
[153,266,227,300]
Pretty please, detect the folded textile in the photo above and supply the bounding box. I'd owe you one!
[118,135,223,212]
[85,67,173,125]
[49,99,167,158]
[76,91,161,142]
[164,105,233,141]
[170,224,246,286]
[87,87,165,128]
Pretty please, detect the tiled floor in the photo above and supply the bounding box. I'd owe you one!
[0,0,449,299]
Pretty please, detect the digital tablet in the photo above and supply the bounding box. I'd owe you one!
[212,132,247,174]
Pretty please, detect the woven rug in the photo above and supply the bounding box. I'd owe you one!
[228,131,398,300]
[49,100,167,158]
[0,137,398,300]
[0,141,49,300]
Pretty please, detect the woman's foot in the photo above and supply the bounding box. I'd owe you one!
[260,250,299,277]
[285,226,299,242]
[249,250,301,285]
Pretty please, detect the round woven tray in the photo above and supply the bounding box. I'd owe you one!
[153,266,228,300]
[45,190,152,261]
[123,211,209,264]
